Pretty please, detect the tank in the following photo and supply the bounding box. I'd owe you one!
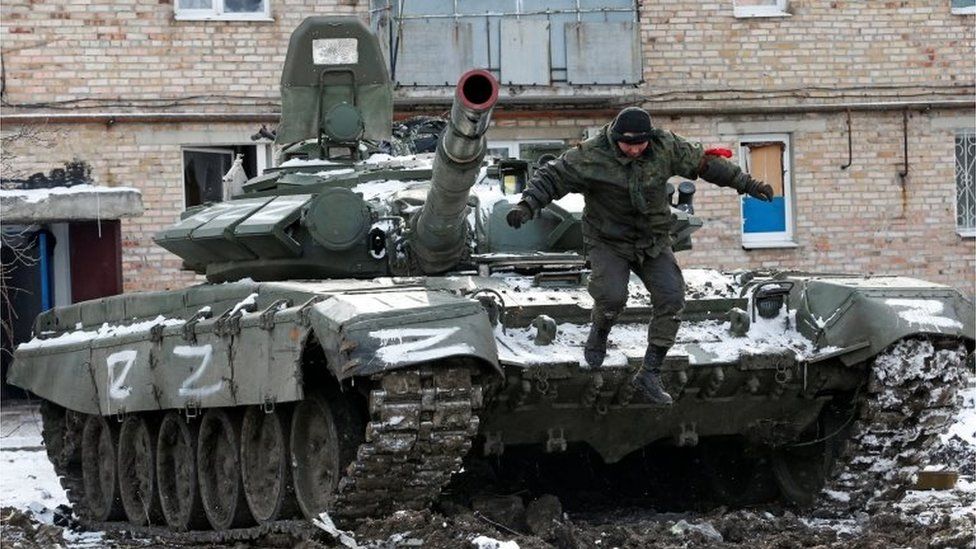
[8,16,975,538]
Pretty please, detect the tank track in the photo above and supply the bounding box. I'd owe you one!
[817,338,968,514]
[334,365,482,520]
[37,364,482,544]
[39,401,84,511]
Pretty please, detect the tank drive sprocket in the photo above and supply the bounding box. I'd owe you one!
[772,337,968,513]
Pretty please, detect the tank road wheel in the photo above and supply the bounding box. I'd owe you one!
[771,439,836,507]
[197,408,253,529]
[117,415,164,526]
[771,396,854,507]
[701,439,779,506]
[290,394,359,519]
[156,412,207,531]
[80,415,125,521]
[241,406,298,523]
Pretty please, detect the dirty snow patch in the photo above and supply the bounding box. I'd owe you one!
[471,536,520,549]
[18,315,184,351]
[683,269,739,298]
[277,158,342,167]
[314,168,356,177]
[0,184,141,204]
[353,179,417,200]
[229,292,259,316]
[942,383,976,445]
[884,299,964,329]
[823,489,851,502]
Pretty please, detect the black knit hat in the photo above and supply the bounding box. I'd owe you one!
[610,107,653,144]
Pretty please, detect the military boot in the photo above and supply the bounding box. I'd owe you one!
[633,344,673,405]
[584,309,617,367]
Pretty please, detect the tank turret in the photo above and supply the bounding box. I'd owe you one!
[151,17,681,282]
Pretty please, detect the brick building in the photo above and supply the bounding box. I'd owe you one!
[1,0,973,297]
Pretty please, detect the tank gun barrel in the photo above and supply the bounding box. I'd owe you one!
[411,69,500,274]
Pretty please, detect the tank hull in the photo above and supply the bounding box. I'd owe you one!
[9,270,973,531]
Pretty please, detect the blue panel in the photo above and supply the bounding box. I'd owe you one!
[742,196,786,233]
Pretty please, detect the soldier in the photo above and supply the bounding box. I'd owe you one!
[506,107,773,405]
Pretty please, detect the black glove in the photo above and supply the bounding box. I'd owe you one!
[506,202,533,229]
[743,176,774,202]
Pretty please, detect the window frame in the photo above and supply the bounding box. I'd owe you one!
[737,133,797,249]
[733,0,791,18]
[955,131,976,238]
[179,143,272,210]
[487,140,566,160]
[174,0,273,22]
[951,0,976,15]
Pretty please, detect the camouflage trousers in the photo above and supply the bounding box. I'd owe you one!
[586,245,685,348]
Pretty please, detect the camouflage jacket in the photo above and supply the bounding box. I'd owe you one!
[520,125,746,260]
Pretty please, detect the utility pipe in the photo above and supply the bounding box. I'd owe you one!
[2,99,971,126]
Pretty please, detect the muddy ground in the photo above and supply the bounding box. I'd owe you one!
[2,375,974,549]
[2,496,973,548]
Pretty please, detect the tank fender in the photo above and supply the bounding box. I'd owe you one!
[304,290,501,378]
[793,278,975,366]
[8,304,310,416]
[9,340,101,415]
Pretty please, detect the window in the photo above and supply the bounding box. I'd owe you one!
[175,0,271,21]
[372,0,640,87]
[488,140,566,162]
[738,134,795,248]
[956,132,976,237]
[952,0,976,15]
[182,144,271,208]
[733,0,790,18]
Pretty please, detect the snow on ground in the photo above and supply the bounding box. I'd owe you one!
[0,404,67,509]
[471,535,520,549]
[942,380,976,446]
[0,403,106,547]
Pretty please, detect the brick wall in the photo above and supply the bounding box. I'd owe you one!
[3,110,971,295]
[491,110,975,295]
[1,0,973,296]
[641,1,973,106]
[1,0,364,109]
[2,1,971,110]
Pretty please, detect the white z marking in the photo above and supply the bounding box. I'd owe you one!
[370,327,475,364]
[107,350,137,400]
[173,344,224,397]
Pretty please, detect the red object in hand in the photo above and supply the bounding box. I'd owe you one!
[704,147,733,158]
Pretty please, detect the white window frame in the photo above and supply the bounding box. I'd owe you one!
[951,1,976,15]
[956,131,976,238]
[733,0,791,18]
[175,0,272,22]
[180,143,272,209]
[738,133,796,249]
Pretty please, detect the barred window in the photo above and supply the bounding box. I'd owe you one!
[371,0,640,87]
[956,133,976,236]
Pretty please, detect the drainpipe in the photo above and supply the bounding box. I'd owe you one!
[38,230,52,311]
